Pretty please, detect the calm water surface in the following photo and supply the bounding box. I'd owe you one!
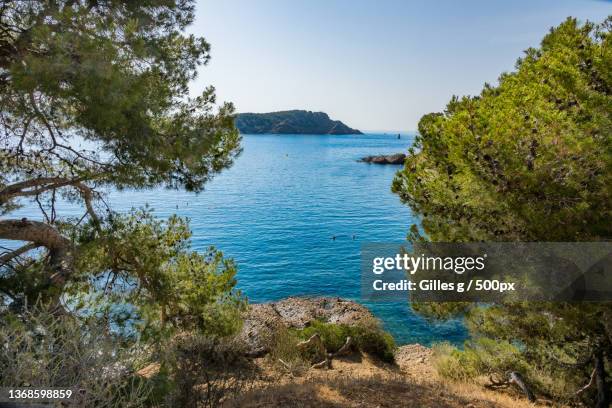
[10,133,466,345]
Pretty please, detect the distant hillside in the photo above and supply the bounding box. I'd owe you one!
[235,110,362,135]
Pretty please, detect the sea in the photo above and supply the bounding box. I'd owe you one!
[8,133,467,345]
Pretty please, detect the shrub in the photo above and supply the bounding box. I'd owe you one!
[295,319,396,363]
[297,321,351,352]
[266,327,310,376]
[432,339,579,400]
[0,304,152,407]
[432,342,482,382]
[161,333,256,408]
[351,321,397,363]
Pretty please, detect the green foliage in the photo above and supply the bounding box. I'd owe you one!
[393,17,611,242]
[352,322,397,363]
[0,1,244,340]
[67,208,245,340]
[393,16,612,403]
[294,320,396,363]
[1,1,241,195]
[433,340,530,382]
[432,342,482,381]
[0,2,246,404]
[433,339,585,400]
[297,321,352,352]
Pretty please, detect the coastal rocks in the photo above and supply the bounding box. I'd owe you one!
[270,297,374,327]
[238,303,285,357]
[394,344,436,379]
[238,297,374,357]
[359,153,406,164]
[395,344,433,368]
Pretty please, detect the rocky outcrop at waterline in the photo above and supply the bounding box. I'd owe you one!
[359,153,406,164]
[237,297,374,356]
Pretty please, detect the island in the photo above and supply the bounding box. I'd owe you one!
[235,110,362,135]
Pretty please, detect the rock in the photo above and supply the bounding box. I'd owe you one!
[237,297,375,357]
[271,297,374,328]
[359,153,406,164]
[394,344,433,369]
[238,303,285,357]
[136,363,161,379]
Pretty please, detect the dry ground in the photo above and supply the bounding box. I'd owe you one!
[228,345,560,408]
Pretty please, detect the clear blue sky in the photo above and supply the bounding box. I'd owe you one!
[190,0,611,132]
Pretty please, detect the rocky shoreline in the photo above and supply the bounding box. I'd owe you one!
[238,297,376,356]
[139,297,541,407]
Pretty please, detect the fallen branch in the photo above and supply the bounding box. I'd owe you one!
[297,334,326,358]
[312,353,333,370]
[593,349,610,408]
[576,367,597,396]
[277,358,292,372]
[485,371,535,402]
[334,336,353,356]
[509,371,536,402]
[485,374,510,389]
[297,333,355,370]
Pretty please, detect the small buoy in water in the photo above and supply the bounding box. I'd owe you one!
[352,234,356,240]
[332,235,336,241]
[397,134,401,139]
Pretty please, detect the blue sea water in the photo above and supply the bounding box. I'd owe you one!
[8,133,466,345]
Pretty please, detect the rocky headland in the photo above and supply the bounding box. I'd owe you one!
[235,110,362,135]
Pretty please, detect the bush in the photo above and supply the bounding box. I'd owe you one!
[433,339,535,382]
[432,339,584,400]
[0,304,152,407]
[295,319,396,363]
[266,327,310,376]
[161,333,256,408]
[352,323,397,363]
[432,342,482,382]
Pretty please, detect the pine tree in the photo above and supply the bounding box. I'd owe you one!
[0,1,243,336]
[393,17,611,406]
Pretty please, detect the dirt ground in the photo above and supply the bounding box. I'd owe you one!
[228,344,556,408]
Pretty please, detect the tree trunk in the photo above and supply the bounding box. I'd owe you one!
[594,350,610,408]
